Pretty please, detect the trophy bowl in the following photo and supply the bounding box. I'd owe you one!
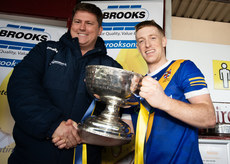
[78,65,143,146]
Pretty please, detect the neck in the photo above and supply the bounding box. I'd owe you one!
[148,59,168,74]
[80,46,94,56]
[81,50,87,56]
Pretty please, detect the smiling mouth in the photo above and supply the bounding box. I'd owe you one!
[78,33,87,36]
[145,49,155,54]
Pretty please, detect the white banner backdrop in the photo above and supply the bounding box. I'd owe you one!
[0,19,67,164]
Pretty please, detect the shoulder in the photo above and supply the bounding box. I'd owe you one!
[175,60,208,96]
[177,59,204,78]
[46,40,61,49]
[45,41,61,54]
[178,60,201,71]
[29,40,58,51]
[175,60,202,76]
[26,40,61,58]
[88,52,122,69]
[101,55,123,69]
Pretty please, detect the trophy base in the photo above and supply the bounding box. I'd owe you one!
[79,129,131,146]
[78,115,133,146]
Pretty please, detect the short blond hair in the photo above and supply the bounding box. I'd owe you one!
[135,20,165,36]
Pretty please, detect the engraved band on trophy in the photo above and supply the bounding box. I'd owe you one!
[78,65,143,146]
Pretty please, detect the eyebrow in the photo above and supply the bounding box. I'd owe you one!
[137,34,157,40]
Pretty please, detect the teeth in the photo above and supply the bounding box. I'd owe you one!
[78,33,87,36]
[146,50,155,54]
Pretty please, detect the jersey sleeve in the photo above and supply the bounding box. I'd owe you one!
[177,60,209,99]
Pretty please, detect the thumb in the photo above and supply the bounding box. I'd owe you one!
[65,119,73,125]
[72,121,78,129]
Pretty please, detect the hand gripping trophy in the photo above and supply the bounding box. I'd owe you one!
[78,65,143,146]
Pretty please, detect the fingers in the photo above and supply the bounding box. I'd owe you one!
[52,136,61,143]
[56,139,67,149]
[52,120,82,149]
[72,121,78,129]
[71,122,82,144]
[63,124,78,148]
[52,136,67,149]
[67,119,81,143]
[142,76,156,85]
[139,76,155,94]
[58,143,67,149]
[130,76,142,93]
[66,134,77,148]
[93,94,100,99]
[65,119,73,125]
[139,76,163,101]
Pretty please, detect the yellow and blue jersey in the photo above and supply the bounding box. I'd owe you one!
[133,60,208,164]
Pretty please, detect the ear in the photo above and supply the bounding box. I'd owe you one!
[162,36,167,48]
[98,26,103,35]
[136,43,141,52]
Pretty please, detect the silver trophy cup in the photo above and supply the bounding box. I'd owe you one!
[78,65,143,146]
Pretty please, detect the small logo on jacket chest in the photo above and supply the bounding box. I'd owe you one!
[50,59,67,66]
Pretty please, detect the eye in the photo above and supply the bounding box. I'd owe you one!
[151,36,156,40]
[138,40,144,44]
[73,20,80,24]
[86,22,93,25]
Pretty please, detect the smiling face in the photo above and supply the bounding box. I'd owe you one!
[70,10,103,54]
[136,26,167,72]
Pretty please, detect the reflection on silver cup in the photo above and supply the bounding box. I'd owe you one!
[78,65,143,146]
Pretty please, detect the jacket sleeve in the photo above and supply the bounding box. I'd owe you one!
[7,41,64,140]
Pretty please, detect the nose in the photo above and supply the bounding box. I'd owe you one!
[80,22,86,30]
[145,39,150,48]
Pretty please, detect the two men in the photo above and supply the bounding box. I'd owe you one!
[7,2,216,163]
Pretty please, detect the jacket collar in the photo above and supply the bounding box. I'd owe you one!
[60,30,107,56]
